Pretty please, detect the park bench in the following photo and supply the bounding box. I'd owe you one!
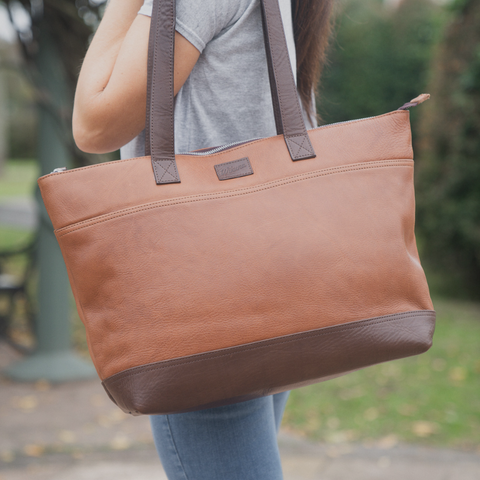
[0,235,37,353]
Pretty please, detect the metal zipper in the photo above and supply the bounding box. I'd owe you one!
[179,137,263,156]
[179,116,379,156]
[49,115,384,172]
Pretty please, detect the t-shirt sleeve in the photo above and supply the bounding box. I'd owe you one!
[138,0,247,53]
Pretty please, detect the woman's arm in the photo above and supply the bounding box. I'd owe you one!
[72,0,200,154]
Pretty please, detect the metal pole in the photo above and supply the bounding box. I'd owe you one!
[5,21,95,381]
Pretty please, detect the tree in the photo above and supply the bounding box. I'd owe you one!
[0,41,7,172]
[4,0,111,166]
[415,0,480,298]
[318,0,446,132]
[2,0,104,381]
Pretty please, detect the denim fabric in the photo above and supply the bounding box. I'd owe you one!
[150,391,290,480]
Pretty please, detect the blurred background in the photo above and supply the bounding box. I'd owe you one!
[0,0,478,478]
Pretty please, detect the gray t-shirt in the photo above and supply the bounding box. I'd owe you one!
[120,0,315,160]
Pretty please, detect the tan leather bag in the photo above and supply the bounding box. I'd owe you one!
[38,0,435,415]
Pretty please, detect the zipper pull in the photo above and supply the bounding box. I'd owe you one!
[398,94,430,111]
[52,167,67,173]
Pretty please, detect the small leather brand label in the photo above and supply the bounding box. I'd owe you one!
[214,157,253,181]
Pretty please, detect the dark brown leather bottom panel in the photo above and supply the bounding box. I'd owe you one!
[102,310,435,415]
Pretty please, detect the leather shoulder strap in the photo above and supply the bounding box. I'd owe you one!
[259,0,315,161]
[145,0,179,184]
[146,0,316,185]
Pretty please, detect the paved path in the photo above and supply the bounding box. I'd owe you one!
[1,345,479,480]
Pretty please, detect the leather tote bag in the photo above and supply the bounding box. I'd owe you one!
[38,0,435,415]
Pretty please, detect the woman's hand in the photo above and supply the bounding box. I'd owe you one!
[72,0,200,154]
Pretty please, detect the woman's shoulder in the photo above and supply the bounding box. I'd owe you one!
[139,0,260,53]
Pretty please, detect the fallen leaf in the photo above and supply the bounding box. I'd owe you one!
[110,434,130,451]
[96,409,127,427]
[304,413,322,433]
[35,380,51,391]
[412,421,439,437]
[364,407,379,421]
[12,395,38,411]
[58,430,76,444]
[449,367,467,383]
[377,434,398,449]
[110,409,127,422]
[23,444,45,457]
[0,450,14,463]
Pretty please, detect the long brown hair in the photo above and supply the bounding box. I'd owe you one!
[291,0,334,123]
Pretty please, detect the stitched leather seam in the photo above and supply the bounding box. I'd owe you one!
[150,0,160,166]
[153,159,178,183]
[149,7,156,162]
[151,1,177,183]
[38,111,409,183]
[104,311,435,384]
[262,1,283,133]
[266,1,288,134]
[263,0,306,139]
[260,1,283,134]
[286,134,314,158]
[57,160,411,234]
[56,159,412,236]
[107,312,434,385]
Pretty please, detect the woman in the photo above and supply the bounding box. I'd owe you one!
[72,0,333,478]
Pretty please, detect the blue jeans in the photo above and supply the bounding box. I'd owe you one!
[150,391,290,480]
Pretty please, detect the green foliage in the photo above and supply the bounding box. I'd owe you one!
[318,0,480,298]
[5,70,37,159]
[3,0,110,167]
[415,0,480,298]
[449,0,471,12]
[318,0,447,129]
[284,298,480,449]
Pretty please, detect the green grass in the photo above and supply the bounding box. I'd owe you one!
[0,159,38,250]
[0,159,39,198]
[283,298,480,450]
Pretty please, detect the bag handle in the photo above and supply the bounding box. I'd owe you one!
[145,0,316,185]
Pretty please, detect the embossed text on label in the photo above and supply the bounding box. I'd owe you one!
[214,157,253,181]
